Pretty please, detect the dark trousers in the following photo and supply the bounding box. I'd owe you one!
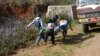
[60,25,68,40]
[45,29,55,44]
[62,29,67,40]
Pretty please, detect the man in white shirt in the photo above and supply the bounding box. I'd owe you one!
[59,18,73,42]
[26,14,43,29]
[26,14,44,45]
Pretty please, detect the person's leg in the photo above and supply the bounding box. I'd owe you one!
[60,25,65,39]
[64,26,68,38]
[35,35,41,45]
[63,30,66,40]
[65,28,68,38]
[51,34,55,45]
[62,30,65,38]
[35,32,44,45]
[41,32,45,39]
[50,30,55,45]
[44,31,50,45]
[62,25,67,42]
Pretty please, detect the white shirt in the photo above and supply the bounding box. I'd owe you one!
[47,23,55,29]
[59,20,68,26]
[27,17,43,28]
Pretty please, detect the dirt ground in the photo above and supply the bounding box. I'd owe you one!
[70,29,100,56]
[12,24,100,56]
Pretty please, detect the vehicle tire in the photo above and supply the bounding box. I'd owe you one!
[83,24,89,33]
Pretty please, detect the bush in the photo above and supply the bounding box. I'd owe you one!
[59,14,77,27]
[59,14,69,19]
[42,14,49,23]
[0,21,38,56]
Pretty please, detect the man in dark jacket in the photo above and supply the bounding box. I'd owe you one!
[45,15,58,45]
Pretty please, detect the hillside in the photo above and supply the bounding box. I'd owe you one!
[0,0,76,56]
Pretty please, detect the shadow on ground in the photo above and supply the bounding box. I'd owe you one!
[56,33,94,45]
[89,27,100,33]
[56,28,100,45]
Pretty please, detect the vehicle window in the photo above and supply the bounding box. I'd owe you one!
[76,0,100,7]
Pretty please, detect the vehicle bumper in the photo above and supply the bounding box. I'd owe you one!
[78,17,100,24]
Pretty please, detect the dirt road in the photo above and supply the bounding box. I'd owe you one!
[70,28,100,56]
[12,25,100,56]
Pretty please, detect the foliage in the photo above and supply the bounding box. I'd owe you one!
[0,23,38,56]
[59,14,78,28]
[40,0,75,5]
[52,0,75,5]
[71,19,78,27]
[0,0,76,56]
[42,14,49,23]
[59,14,70,20]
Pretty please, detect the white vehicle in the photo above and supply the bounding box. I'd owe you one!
[76,0,100,33]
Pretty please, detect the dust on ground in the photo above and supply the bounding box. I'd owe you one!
[12,24,100,56]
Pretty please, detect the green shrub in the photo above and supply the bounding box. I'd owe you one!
[42,14,49,23]
[59,14,69,19]
[59,14,78,28]
[0,24,38,56]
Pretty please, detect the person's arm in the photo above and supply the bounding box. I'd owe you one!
[40,19,44,28]
[26,19,35,28]
[67,19,73,31]
[69,24,73,31]
[39,28,43,34]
